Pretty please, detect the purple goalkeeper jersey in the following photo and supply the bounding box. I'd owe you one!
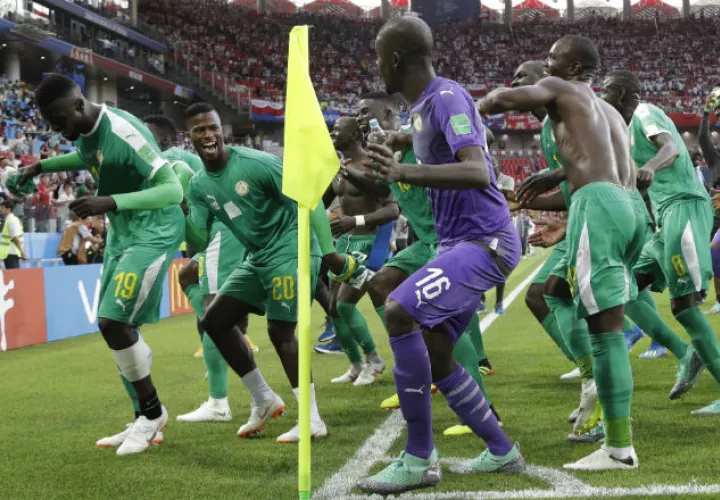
[409,77,510,246]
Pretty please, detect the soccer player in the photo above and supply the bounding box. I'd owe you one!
[603,70,720,416]
[356,17,525,494]
[346,90,502,436]
[182,102,358,442]
[143,114,242,422]
[18,74,185,455]
[479,35,643,470]
[699,89,720,315]
[317,116,397,385]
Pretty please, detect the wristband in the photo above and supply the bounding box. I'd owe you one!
[355,215,366,227]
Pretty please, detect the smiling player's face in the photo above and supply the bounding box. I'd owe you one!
[187,111,224,162]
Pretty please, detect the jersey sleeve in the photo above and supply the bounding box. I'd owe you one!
[634,103,672,141]
[429,87,486,158]
[185,176,211,251]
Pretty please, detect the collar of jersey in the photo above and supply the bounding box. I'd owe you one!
[81,104,107,137]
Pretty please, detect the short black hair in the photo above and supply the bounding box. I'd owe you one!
[521,60,545,76]
[184,102,217,121]
[1,199,15,210]
[377,16,433,65]
[359,91,400,112]
[609,69,641,94]
[143,115,178,136]
[35,74,79,109]
[557,35,600,74]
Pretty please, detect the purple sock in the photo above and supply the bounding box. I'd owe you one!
[390,330,433,460]
[436,365,513,456]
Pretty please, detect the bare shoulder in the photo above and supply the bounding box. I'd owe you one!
[537,76,573,92]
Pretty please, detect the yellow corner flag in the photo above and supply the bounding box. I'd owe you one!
[281,25,340,500]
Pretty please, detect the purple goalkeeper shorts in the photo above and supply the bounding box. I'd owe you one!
[389,220,520,341]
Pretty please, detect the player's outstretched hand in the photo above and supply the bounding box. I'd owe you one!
[503,189,523,211]
[705,87,720,113]
[17,161,42,186]
[517,170,561,204]
[331,216,356,238]
[362,143,404,184]
[70,196,117,218]
[636,166,655,191]
[711,189,720,211]
[528,217,567,248]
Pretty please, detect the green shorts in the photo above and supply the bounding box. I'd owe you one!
[384,241,437,276]
[565,183,644,319]
[329,233,377,282]
[192,226,248,295]
[99,244,180,326]
[533,240,567,285]
[219,254,322,322]
[632,199,713,299]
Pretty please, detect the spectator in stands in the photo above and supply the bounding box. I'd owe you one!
[57,215,102,265]
[75,177,97,198]
[0,137,9,153]
[0,199,27,269]
[6,151,20,169]
[53,183,76,231]
[11,131,30,156]
[33,174,54,232]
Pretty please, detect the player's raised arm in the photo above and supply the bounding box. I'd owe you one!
[477,79,559,116]
[184,175,211,251]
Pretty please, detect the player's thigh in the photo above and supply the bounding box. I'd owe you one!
[389,242,505,341]
[368,241,432,304]
[98,246,176,326]
[565,185,635,319]
[259,254,322,323]
[632,233,666,293]
[533,240,567,286]
[660,201,713,299]
[207,262,266,329]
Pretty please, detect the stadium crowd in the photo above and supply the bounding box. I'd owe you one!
[139,0,718,115]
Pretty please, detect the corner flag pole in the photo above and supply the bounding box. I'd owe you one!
[297,204,312,500]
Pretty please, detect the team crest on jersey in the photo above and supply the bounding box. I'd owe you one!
[398,183,411,192]
[412,113,422,132]
[235,181,249,196]
[96,150,103,166]
[394,151,402,162]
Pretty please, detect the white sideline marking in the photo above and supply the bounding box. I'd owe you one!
[316,258,720,499]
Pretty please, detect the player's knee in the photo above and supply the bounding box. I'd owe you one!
[383,299,414,337]
[236,313,249,335]
[525,283,543,310]
[178,260,199,290]
[98,318,137,351]
[267,320,296,346]
[336,301,355,321]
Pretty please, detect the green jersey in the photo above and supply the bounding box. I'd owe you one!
[390,147,439,247]
[540,116,571,209]
[165,147,204,173]
[629,103,709,220]
[188,146,318,265]
[73,105,183,251]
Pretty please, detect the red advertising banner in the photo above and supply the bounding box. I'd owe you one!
[1,269,47,352]
[168,258,193,317]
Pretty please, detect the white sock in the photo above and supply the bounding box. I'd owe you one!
[582,379,596,392]
[366,350,383,365]
[207,397,229,409]
[241,368,275,407]
[292,384,322,425]
[350,362,364,374]
[605,445,635,460]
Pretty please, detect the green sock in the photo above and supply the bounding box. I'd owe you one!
[622,316,633,332]
[466,316,486,360]
[120,374,140,414]
[375,305,385,325]
[676,306,720,384]
[548,294,593,379]
[453,332,491,405]
[625,290,689,360]
[540,313,575,362]
[590,332,633,449]
[202,331,228,399]
[185,283,205,317]
[337,301,376,354]
[331,316,362,364]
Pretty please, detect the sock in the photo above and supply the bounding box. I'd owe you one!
[676,306,720,384]
[549,295,594,379]
[452,332,491,405]
[337,301,376,354]
[366,350,384,365]
[540,313,575,362]
[139,389,162,420]
[436,365,513,456]
[626,290,689,360]
[590,332,633,449]
[203,330,228,399]
[622,316,634,332]
[292,384,322,425]
[185,283,205,317]
[241,368,275,408]
[466,316,486,361]
[375,305,385,324]
[331,316,362,364]
[390,330,434,460]
[120,373,141,416]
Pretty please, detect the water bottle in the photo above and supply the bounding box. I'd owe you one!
[367,119,388,144]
